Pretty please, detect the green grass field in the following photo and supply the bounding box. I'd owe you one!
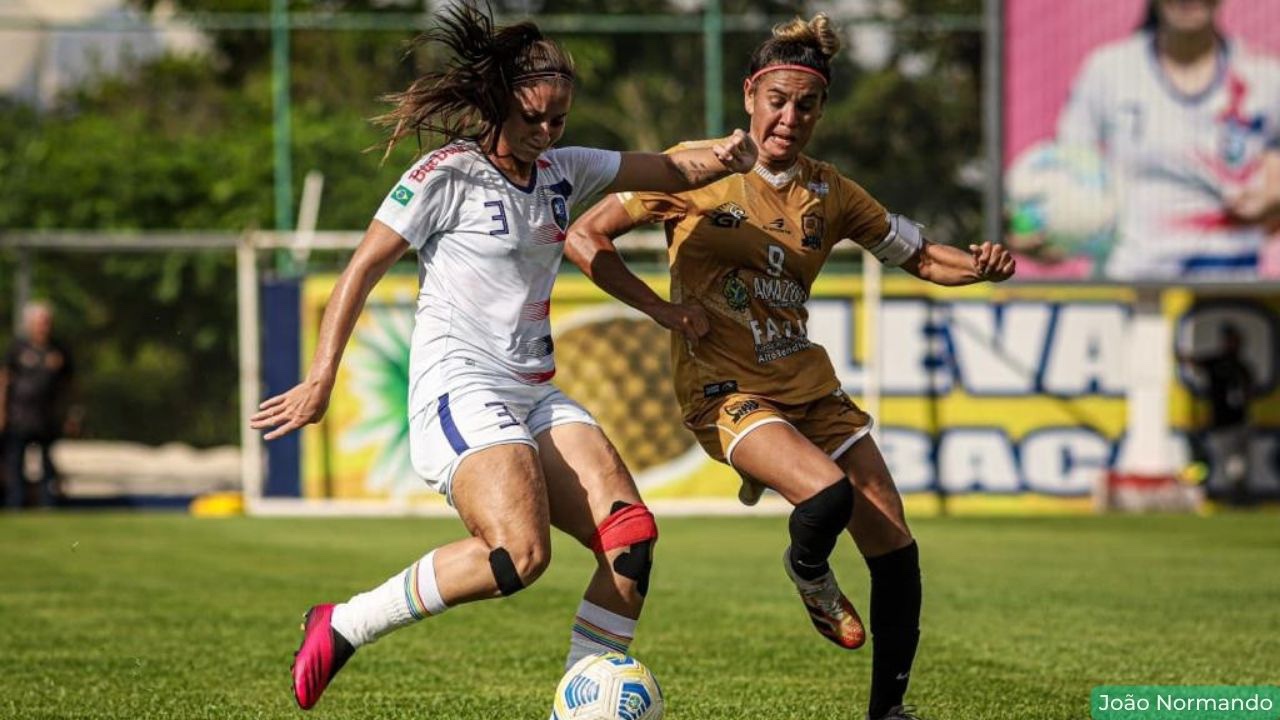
[1,513,1277,719]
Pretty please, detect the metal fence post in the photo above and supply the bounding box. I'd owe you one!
[703,0,723,138]
[271,0,296,275]
[983,0,1004,246]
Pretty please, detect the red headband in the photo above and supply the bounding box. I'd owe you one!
[747,64,828,87]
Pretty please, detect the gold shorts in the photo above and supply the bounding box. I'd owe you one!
[687,388,874,467]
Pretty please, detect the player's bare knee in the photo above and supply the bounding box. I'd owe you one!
[488,539,551,596]
[590,501,658,597]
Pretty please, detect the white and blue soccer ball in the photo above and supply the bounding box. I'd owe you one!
[551,652,664,720]
[1006,140,1117,255]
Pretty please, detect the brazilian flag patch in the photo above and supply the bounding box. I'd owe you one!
[391,184,415,207]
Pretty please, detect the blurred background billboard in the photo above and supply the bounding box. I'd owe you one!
[1003,0,1280,280]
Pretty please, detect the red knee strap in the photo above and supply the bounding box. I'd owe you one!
[590,504,657,553]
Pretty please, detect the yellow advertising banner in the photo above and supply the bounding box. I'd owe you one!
[300,273,1280,511]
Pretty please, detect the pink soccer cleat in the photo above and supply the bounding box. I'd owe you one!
[291,604,355,710]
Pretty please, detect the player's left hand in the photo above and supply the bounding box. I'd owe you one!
[970,241,1016,282]
[713,129,758,174]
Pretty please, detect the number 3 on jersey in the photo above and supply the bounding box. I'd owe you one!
[485,200,509,236]
[766,244,786,277]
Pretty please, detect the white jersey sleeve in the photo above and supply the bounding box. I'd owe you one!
[1058,50,1108,149]
[374,149,466,249]
[546,146,621,207]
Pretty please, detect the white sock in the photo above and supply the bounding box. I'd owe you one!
[330,549,449,648]
[564,599,637,670]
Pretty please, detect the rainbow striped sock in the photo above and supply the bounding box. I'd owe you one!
[331,549,449,647]
[565,600,637,670]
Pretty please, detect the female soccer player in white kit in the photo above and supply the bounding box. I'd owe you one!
[1058,0,1280,279]
[248,2,757,710]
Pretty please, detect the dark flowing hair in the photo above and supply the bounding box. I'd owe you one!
[375,0,574,159]
[746,13,841,97]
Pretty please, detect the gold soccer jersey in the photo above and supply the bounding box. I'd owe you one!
[617,145,890,423]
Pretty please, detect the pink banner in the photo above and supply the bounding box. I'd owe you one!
[1003,0,1280,279]
[1005,0,1280,162]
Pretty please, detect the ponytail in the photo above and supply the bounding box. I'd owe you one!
[375,0,574,159]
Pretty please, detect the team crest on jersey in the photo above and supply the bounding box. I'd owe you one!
[722,270,750,312]
[391,184,415,207]
[801,213,825,250]
[550,196,569,230]
[710,202,749,229]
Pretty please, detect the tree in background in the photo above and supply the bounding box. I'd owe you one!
[0,0,983,447]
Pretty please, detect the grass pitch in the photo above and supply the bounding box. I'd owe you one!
[1,513,1277,719]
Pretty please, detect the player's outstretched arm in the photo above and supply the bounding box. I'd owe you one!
[605,130,757,195]
[901,240,1017,286]
[250,220,408,440]
[566,196,709,344]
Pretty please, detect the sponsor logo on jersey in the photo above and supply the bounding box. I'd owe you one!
[724,398,762,423]
[754,335,812,363]
[753,276,808,308]
[408,143,470,183]
[722,270,750,312]
[391,184,415,207]
[551,196,569,230]
[807,181,829,197]
[750,316,811,364]
[801,212,825,250]
[765,217,790,234]
[703,380,739,398]
[710,202,749,229]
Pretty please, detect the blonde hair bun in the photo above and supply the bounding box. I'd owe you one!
[771,13,841,59]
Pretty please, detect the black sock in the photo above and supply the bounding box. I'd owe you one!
[787,479,854,581]
[865,541,921,719]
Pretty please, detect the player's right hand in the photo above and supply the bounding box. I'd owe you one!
[970,241,1017,282]
[712,129,758,174]
[652,302,710,345]
[250,379,334,441]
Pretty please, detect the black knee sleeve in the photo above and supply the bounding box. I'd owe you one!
[788,479,855,581]
[489,547,526,596]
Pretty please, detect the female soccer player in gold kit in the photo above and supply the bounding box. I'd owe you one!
[567,14,1015,720]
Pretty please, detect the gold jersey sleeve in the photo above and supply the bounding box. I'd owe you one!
[618,151,889,421]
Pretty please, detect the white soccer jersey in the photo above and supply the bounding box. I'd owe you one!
[1058,33,1280,280]
[374,140,620,415]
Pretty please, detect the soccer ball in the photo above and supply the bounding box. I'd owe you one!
[551,653,664,720]
[1006,141,1116,255]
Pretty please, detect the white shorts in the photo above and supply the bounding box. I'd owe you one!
[409,379,598,501]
